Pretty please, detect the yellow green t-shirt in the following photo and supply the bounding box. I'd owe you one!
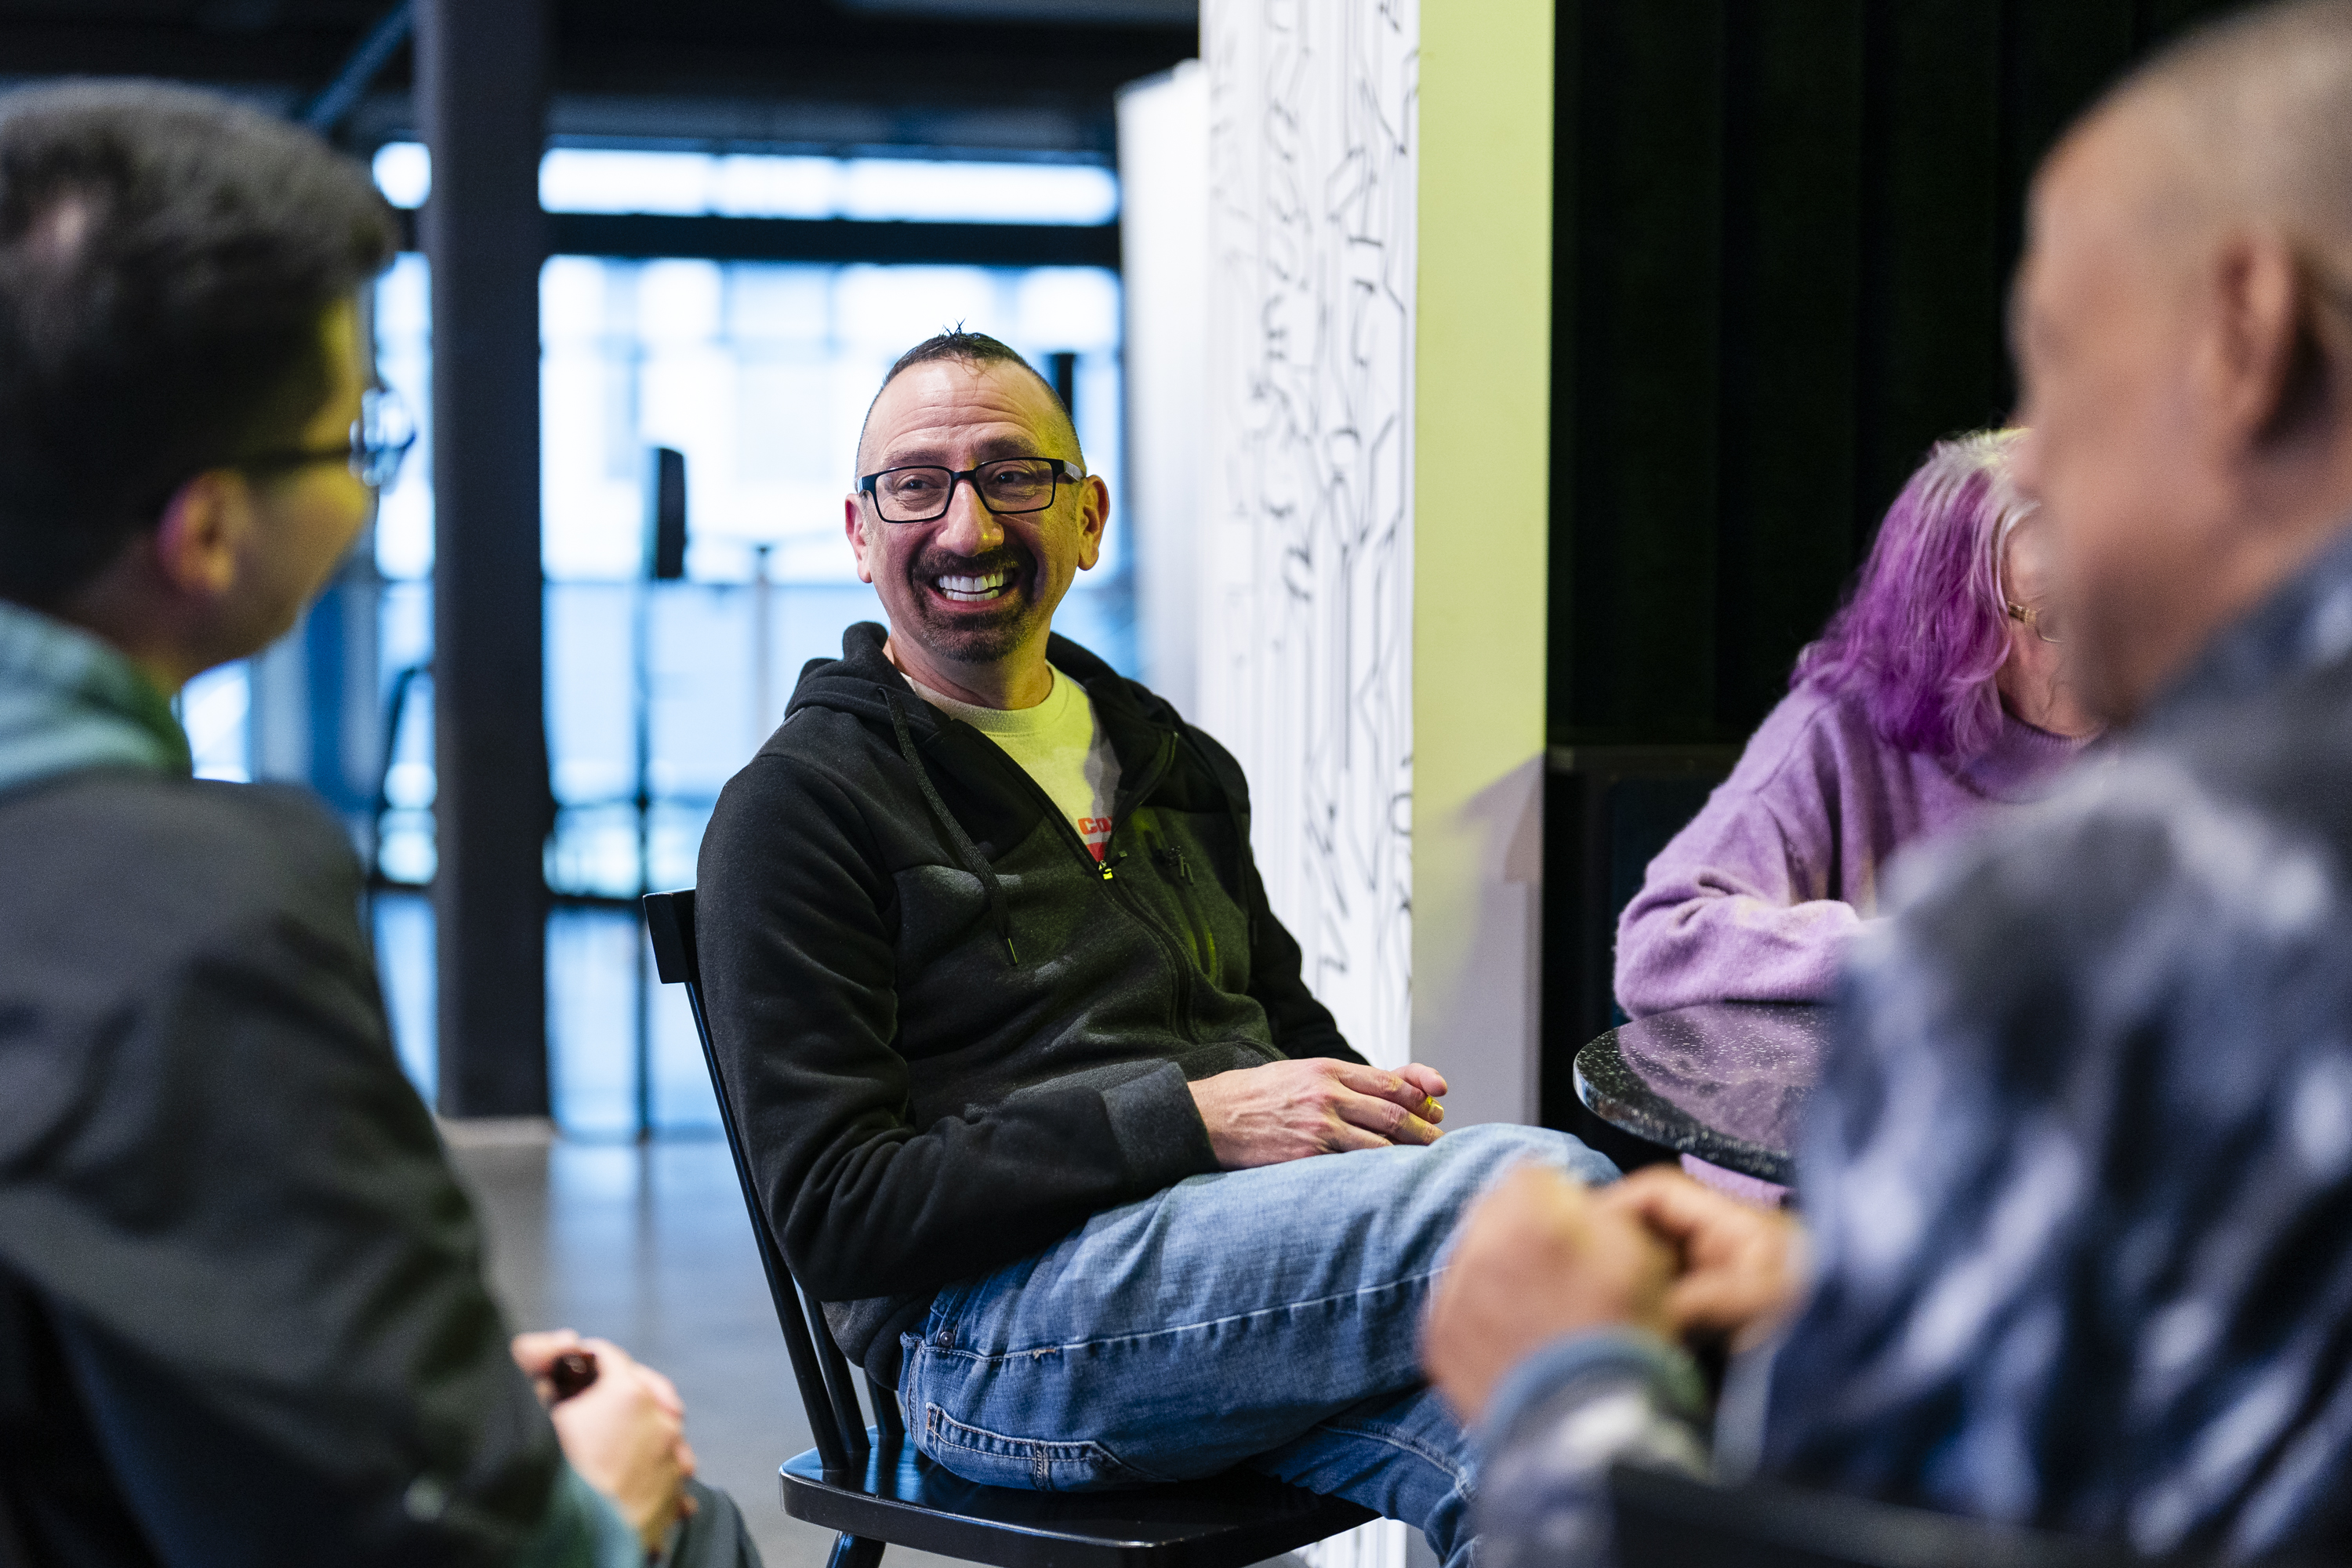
[908,666,1123,861]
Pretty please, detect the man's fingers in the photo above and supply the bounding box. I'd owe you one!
[1329,1062,1445,1125]
[1331,1086,1440,1145]
[1599,1166,1740,1244]
[1399,1062,1450,1103]
[510,1328,585,1377]
[1664,1267,1800,1348]
[1322,1116,1400,1155]
[635,1364,687,1418]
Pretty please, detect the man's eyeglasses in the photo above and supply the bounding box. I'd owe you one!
[236,387,418,491]
[2006,601,2065,645]
[858,456,1081,524]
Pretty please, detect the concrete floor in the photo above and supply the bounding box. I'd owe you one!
[446,1130,960,1568]
[445,1128,1411,1568]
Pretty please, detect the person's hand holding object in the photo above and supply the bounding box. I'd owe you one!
[512,1330,697,1552]
[1189,1058,1450,1167]
[1421,1165,1677,1425]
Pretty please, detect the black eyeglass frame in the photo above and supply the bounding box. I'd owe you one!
[857,456,1084,524]
[233,387,417,492]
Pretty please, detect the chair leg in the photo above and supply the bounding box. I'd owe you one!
[826,1534,884,1568]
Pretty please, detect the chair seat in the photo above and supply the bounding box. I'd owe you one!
[780,1434,1378,1568]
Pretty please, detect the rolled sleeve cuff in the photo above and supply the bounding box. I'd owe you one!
[1479,1327,1711,1455]
[1101,1062,1219,1190]
[512,1461,641,1568]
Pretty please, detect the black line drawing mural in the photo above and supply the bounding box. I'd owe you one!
[1203,0,1417,1084]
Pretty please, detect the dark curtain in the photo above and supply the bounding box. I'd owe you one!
[1538,0,2243,1135]
[1549,0,2241,746]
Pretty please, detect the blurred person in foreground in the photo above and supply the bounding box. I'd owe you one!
[0,85,751,1565]
[1425,2,2352,1563]
[1617,429,2100,1202]
[695,330,1614,1568]
[1616,428,2098,1021]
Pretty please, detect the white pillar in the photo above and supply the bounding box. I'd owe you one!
[1116,63,1209,716]
[1201,0,1419,1076]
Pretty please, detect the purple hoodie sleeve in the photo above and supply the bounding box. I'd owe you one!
[1614,693,1865,1018]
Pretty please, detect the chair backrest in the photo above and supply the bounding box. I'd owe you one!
[1609,1465,2154,1568]
[643,888,901,1479]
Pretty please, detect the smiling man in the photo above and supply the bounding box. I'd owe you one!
[695,332,1617,1564]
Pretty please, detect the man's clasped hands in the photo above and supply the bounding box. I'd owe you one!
[1423,1164,1808,1424]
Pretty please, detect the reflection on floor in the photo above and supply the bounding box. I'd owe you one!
[446,1131,965,1568]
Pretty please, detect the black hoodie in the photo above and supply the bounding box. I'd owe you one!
[695,622,1360,1384]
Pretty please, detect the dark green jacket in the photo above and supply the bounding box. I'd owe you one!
[0,600,632,1566]
[695,623,1359,1382]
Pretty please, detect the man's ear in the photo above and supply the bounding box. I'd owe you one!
[151,471,249,601]
[1075,474,1109,573]
[844,492,877,585]
[2207,230,2322,447]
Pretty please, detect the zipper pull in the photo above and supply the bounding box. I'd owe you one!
[1099,848,1127,882]
[1155,845,1193,884]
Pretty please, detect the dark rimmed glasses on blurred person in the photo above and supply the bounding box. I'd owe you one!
[236,386,418,491]
[858,456,1083,524]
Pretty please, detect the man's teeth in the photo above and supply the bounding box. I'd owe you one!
[935,570,1011,603]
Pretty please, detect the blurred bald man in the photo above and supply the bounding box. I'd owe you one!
[1419,3,2352,1563]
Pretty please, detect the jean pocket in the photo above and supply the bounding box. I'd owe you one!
[918,1403,1163,1492]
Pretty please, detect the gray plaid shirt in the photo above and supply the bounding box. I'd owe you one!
[1481,526,2352,1566]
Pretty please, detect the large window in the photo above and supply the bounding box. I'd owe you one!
[199,147,1131,1134]
[372,249,1128,1134]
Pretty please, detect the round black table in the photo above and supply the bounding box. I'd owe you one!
[1571,1002,1831,1185]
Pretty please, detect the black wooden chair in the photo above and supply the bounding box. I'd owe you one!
[642,889,1377,1568]
[1610,1465,2171,1568]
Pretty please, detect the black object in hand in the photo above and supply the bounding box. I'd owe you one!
[548,1349,600,1403]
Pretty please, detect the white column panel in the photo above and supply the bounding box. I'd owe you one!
[1116,62,1209,714]
[1200,0,1417,1077]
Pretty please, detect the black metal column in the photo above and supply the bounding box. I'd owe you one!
[419,0,550,1116]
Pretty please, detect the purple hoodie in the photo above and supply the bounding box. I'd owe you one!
[1614,682,2089,1018]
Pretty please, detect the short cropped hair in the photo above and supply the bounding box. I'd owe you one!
[1792,430,2034,762]
[0,82,398,608]
[855,329,1080,477]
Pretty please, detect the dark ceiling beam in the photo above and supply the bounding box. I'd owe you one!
[387,207,1120,265]
[0,24,359,82]
[546,212,1120,266]
[0,15,1192,104]
[547,49,1179,106]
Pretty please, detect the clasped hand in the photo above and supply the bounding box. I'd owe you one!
[1189,1057,1450,1167]
[1422,1165,1805,1424]
[512,1329,698,1552]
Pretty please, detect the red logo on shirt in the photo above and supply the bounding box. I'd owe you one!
[1079,815,1114,861]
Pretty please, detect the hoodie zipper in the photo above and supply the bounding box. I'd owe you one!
[1007,728,1207,1043]
[889,687,1212,1041]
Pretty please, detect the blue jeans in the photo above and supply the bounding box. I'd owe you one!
[897,1123,1619,1568]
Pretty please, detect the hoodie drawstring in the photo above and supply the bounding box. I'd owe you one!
[887,691,1019,966]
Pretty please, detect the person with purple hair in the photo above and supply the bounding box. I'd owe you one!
[1614,428,2100,1036]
